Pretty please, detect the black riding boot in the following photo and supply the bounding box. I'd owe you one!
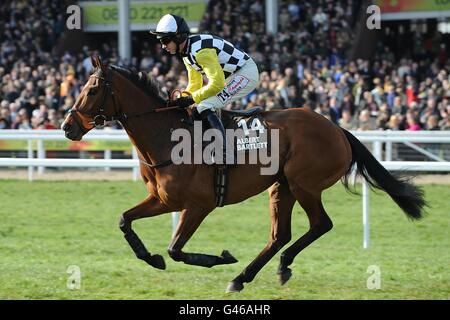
[200,109,228,166]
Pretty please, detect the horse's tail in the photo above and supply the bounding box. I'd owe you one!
[341,128,426,220]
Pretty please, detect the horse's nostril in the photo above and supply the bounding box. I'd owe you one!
[62,123,70,131]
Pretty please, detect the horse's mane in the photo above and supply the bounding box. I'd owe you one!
[109,65,168,105]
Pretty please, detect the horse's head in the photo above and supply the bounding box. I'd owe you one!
[62,56,117,141]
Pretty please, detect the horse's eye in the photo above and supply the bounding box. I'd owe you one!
[87,89,96,96]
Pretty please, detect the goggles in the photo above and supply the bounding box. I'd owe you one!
[159,36,173,45]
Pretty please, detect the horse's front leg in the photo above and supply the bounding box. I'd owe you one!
[167,207,238,268]
[119,195,172,269]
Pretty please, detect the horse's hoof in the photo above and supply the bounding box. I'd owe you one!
[278,268,292,285]
[146,254,166,270]
[226,281,244,293]
[221,250,238,264]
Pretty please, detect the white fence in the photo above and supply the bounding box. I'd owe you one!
[0,129,140,181]
[1,129,449,248]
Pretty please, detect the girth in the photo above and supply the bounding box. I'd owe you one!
[215,166,228,207]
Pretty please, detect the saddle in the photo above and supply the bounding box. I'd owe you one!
[183,106,262,126]
[180,107,265,208]
[222,107,263,121]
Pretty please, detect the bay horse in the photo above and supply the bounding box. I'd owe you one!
[62,57,425,292]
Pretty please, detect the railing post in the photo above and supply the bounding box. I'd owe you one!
[362,178,370,249]
[350,165,357,187]
[104,149,111,171]
[386,141,392,161]
[132,147,139,181]
[172,212,180,237]
[27,139,34,182]
[362,139,382,250]
[37,139,45,174]
[373,140,382,161]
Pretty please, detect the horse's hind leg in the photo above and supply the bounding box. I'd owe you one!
[167,207,238,268]
[119,195,172,270]
[226,181,295,293]
[277,187,333,285]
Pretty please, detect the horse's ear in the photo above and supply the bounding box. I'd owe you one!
[91,56,98,68]
[95,56,102,68]
[95,56,109,73]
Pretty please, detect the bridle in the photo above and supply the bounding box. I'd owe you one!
[69,67,121,133]
[68,65,183,169]
[69,66,184,132]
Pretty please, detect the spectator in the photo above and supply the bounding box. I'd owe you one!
[339,109,356,130]
[11,108,31,129]
[440,116,450,130]
[387,114,403,131]
[406,112,421,131]
[0,117,10,129]
[357,109,377,131]
[426,115,440,130]
[0,0,449,133]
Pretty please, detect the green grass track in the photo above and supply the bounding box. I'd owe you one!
[0,180,448,299]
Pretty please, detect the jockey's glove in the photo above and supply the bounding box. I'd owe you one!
[168,96,195,108]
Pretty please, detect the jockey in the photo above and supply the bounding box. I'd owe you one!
[150,14,260,166]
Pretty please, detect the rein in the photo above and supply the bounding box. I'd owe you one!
[120,105,184,121]
[72,68,183,124]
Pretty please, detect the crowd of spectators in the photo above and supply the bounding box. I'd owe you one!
[1,0,449,132]
[0,0,72,129]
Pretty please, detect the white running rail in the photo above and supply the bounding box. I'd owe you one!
[1,129,449,248]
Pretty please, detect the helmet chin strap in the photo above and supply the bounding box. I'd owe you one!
[175,39,187,57]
